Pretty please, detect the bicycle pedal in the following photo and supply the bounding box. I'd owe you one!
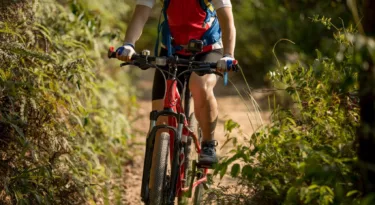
[196,161,215,169]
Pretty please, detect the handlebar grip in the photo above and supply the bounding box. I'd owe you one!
[108,46,140,60]
[209,63,217,68]
[208,60,240,72]
[221,60,240,86]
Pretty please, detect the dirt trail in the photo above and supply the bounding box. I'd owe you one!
[123,69,270,204]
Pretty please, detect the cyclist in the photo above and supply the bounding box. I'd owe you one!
[116,0,236,167]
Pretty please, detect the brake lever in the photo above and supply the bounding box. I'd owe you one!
[223,72,228,86]
[222,61,241,86]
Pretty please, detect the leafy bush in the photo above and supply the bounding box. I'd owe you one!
[0,0,135,203]
[212,19,362,205]
[231,0,352,86]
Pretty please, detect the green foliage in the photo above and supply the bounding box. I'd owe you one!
[0,0,136,203]
[212,19,362,204]
[232,0,352,86]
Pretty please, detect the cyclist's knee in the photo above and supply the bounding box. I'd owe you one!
[189,73,216,102]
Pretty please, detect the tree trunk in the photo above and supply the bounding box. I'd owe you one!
[357,0,375,195]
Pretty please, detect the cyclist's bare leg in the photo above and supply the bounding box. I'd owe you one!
[150,49,222,166]
[189,72,218,142]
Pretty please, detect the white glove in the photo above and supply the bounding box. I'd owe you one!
[217,56,236,72]
[116,44,136,61]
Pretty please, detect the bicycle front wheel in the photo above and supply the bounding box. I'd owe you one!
[149,132,170,205]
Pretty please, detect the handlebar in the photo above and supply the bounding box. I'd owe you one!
[107,46,240,85]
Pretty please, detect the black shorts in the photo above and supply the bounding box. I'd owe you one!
[152,48,223,100]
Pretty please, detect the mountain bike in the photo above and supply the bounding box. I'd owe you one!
[108,40,239,205]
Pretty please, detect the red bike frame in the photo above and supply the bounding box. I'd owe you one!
[164,79,208,197]
[108,45,240,204]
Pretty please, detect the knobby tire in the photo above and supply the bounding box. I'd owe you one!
[149,132,170,205]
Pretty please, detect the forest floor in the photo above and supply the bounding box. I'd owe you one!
[122,69,271,204]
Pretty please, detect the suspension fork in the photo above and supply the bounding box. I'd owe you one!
[141,110,181,203]
[141,111,157,203]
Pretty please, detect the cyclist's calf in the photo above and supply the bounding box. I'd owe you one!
[189,72,218,142]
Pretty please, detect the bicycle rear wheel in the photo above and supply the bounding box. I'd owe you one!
[178,113,206,204]
[193,183,204,205]
[149,132,170,205]
[190,114,206,205]
[178,113,198,204]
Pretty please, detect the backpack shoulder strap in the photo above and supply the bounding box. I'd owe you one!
[198,0,215,24]
[199,0,215,13]
[154,0,173,56]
